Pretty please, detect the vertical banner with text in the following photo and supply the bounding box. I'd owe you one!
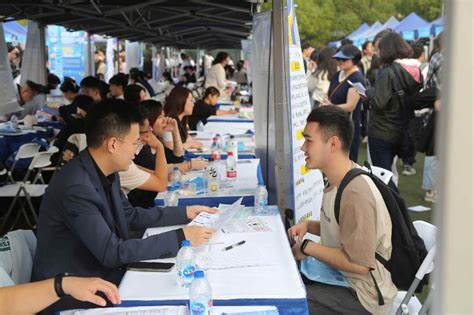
[287,0,325,223]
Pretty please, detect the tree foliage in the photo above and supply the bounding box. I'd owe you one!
[260,0,443,47]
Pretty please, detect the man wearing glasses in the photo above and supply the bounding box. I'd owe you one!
[32,99,216,313]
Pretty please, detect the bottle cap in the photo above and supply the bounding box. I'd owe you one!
[193,270,204,278]
[181,240,191,247]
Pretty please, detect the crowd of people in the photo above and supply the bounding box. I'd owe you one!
[0,29,443,314]
[304,30,443,201]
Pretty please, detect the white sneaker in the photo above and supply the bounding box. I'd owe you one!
[402,165,416,176]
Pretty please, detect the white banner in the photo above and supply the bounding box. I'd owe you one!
[106,37,116,81]
[287,0,324,223]
[21,21,47,85]
[0,23,22,115]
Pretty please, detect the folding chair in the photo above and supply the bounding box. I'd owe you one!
[0,151,56,231]
[6,143,40,183]
[390,221,437,315]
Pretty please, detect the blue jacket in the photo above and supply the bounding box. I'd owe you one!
[32,150,188,284]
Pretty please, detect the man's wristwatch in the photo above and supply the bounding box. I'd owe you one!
[54,273,71,298]
[300,239,312,256]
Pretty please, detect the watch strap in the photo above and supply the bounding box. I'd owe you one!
[300,239,311,256]
[54,273,71,298]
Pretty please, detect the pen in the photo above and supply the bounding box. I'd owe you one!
[222,240,246,251]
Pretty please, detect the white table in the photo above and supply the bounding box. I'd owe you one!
[118,214,308,314]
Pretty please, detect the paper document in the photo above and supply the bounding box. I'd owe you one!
[222,218,271,234]
[300,256,349,287]
[197,245,273,269]
[348,80,366,98]
[408,205,431,212]
[70,305,188,315]
[189,198,243,230]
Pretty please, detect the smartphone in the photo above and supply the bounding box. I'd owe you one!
[127,262,175,272]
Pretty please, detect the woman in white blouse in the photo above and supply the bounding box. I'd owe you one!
[204,51,229,94]
[308,47,338,107]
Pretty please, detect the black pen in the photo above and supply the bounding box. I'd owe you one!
[222,240,246,251]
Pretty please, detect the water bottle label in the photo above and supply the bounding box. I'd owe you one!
[190,301,208,315]
[226,170,237,178]
[182,265,195,279]
[259,199,268,207]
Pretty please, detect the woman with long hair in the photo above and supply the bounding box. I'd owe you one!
[365,32,423,188]
[204,51,229,94]
[164,86,203,150]
[308,47,337,107]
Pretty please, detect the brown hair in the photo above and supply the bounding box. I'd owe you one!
[164,86,192,139]
[378,32,413,64]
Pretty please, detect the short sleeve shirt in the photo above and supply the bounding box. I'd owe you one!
[119,161,150,195]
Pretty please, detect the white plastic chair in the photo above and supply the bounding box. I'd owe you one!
[7,143,40,183]
[0,151,56,231]
[390,221,437,315]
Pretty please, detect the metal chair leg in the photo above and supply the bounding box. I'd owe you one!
[0,187,22,231]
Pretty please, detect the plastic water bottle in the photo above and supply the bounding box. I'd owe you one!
[170,167,182,190]
[206,160,219,194]
[227,135,238,160]
[226,151,237,181]
[9,115,18,129]
[164,186,179,206]
[254,185,269,215]
[196,121,204,131]
[176,240,196,288]
[210,138,220,161]
[189,270,213,315]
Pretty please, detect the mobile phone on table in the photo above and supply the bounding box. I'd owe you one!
[127,262,175,272]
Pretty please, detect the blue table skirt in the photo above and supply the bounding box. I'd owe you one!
[207,118,254,123]
[0,128,54,163]
[155,194,255,207]
[119,298,309,315]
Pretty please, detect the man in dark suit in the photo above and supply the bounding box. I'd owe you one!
[32,99,215,313]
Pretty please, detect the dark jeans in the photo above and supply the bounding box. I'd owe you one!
[368,136,399,191]
[349,121,361,164]
[306,282,371,315]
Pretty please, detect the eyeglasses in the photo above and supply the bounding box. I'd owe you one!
[118,138,143,155]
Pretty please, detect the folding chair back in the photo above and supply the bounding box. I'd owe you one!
[391,221,437,315]
[8,143,40,182]
[28,151,55,171]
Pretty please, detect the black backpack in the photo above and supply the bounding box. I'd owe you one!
[334,163,428,305]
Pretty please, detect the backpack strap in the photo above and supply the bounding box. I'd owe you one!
[334,168,368,224]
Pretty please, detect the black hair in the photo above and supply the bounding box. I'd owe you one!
[161,72,174,84]
[306,106,354,153]
[203,86,220,99]
[411,41,425,59]
[340,38,353,46]
[213,51,229,65]
[314,47,337,79]
[25,80,49,94]
[124,84,145,104]
[47,73,61,86]
[373,29,393,48]
[85,98,142,148]
[309,50,319,62]
[362,41,372,52]
[80,76,101,90]
[301,41,312,51]
[98,81,110,100]
[139,100,163,126]
[60,77,79,93]
[378,32,413,64]
[71,95,94,112]
[109,74,128,90]
[236,60,245,71]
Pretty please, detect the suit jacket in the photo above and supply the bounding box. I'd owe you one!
[32,150,188,285]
